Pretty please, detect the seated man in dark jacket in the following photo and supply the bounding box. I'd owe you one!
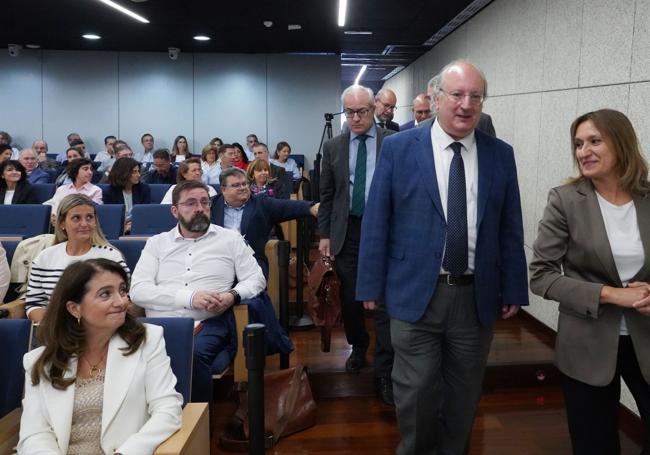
[211,167,318,278]
[141,148,177,184]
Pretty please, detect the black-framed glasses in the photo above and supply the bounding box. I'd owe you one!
[176,198,212,209]
[343,108,371,119]
[223,182,249,189]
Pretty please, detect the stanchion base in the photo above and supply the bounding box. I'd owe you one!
[289,314,315,330]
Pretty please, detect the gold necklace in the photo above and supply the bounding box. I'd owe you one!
[83,351,106,378]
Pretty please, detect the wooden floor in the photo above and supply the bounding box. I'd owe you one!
[210,312,643,454]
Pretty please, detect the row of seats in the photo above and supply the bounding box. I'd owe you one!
[0,204,178,238]
[24,183,215,205]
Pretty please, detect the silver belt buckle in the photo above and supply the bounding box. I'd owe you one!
[446,274,456,286]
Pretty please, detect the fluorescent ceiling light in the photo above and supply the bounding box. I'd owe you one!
[194,35,210,41]
[288,24,302,31]
[97,0,150,23]
[82,34,101,40]
[344,31,373,35]
[338,0,347,27]
[354,64,367,85]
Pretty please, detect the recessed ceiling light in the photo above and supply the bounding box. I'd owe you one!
[288,24,301,31]
[344,31,373,35]
[338,0,347,27]
[193,35,210,41]
[25,44,41,49]
[263,20,273,28]
[82,34,101,40]
[97,0,149,24]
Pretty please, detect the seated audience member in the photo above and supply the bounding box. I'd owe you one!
[69,139,87,157]
[0,160,37,204]
[0,131,20,159]
[54,133,83,162]
[209,137,223,148]
[34,140,59,171]
[244,134,258,161]
[232,142,249,170]
[252,142,286,181]
[136,133,155,164]
[171,135,192,163]
[213,167,318,278]
[0,243,9,302]
[95,135,117,165]
[26,194,128,323]
[142,148,177,184]
[161,157,217,204]
[202,144,236,185]
[55,148,84,186]
[0,144,13,162]
[271,141,301,180]
[18,258,181,454]
[130,180,266,402]
[200,144,220,185]
[103,157,152,233]
[247,159,281,198]
[113,143,134,159]
[20,148,51,184]
[46,158,103,220]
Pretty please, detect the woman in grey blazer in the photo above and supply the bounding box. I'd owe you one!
[530,109,650,455]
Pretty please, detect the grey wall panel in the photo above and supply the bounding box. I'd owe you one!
[42,51,118,155]
[193,54,268,150]
[514,0,546,94]
[632,0,650,82]
[118,52,194,153]
[542,0,582,91]
[267,54,340,166]
[0,50,43,150]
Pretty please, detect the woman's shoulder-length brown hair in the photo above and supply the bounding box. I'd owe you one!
[569,109,650,195]
[30,258,146,390]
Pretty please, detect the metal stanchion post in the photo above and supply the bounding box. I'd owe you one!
[244,323,266,455]
[277,240,291,369]
[290,218,314,329]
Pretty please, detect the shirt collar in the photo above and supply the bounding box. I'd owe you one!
[67,182,94,191]
[350,123,377,142]
[224,197,247,210]
[432,118,476,152]
[172,223,219,241]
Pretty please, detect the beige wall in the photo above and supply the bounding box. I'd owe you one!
[383,0,650,415]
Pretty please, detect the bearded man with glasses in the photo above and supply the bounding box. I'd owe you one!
[318,84,397,406]
[130,180,266,402]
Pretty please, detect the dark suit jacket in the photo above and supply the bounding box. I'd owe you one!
[377,119,399,132]
[143,167,177,185]
[0,181,37,204]
[400,119,416,131]
[530,180,650,385]
[356,126,528,326]
[211,194,313,277]
[102,183,152,205]
[418,112,496,137]
[318,127,395,257]
[27,167,51,184]
[269,164,290,199]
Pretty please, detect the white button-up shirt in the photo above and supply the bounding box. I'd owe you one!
[130,224,266,320]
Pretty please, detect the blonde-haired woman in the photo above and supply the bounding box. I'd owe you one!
[25,194,128,324]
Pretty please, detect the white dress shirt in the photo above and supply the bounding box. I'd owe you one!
[431,119,478,273]
[130,224,266,320]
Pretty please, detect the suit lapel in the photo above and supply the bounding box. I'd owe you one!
[240,199,254,235]
[101,334,139,440]
[212,195,225,226]
[413,125,445,219]
[43,358,77,453]
[577,180,622,285]
[475,131,495,228]
[632,193,650,281]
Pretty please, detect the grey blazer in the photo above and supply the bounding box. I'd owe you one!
[418,112,496,137]
[529,180,650,386]
[318,128,395,256]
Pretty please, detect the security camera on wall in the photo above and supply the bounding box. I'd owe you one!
[168,47,180,60]
[8,44,22,57]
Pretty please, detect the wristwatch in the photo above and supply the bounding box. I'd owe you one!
[228,289,241,305]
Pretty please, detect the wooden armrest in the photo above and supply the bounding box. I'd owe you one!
[0,405,210,455]
[118,235,150,241]
[0,407,21,455]
[0,236,23,242]
[154,403,209,455]
[0,299,25,319]
[233,304,248,383]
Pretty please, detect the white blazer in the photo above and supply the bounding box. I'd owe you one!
[18,324,183,455]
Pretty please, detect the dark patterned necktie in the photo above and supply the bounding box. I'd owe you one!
[350,134,368,217]
[443,142,468,276]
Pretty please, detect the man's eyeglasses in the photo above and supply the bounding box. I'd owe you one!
[440,89,484,106]
[223,182,249,189]
[415,109,432,116]
[377,100,397,111]
[343,108,371,119]
[176,198,212,209]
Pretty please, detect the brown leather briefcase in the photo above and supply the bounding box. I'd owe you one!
[307,256,342,352]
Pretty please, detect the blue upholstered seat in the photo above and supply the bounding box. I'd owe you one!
[109,239,146,272]
[0,205,51,238]
[96,204,125,239]
[30,184,56,204]
[148,184,171,204]
[0,319,32,418]
[130,205,176,236]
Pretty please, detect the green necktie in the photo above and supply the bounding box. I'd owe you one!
[350,134,368,217]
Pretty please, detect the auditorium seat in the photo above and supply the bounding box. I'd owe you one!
[96,204,125,239]
[292,153,305,170]
[0,205,51,238]
[130,205,176,236]
[109,239,146,272]
[149,184,171,204]
[31,183,55,204]
[0,320,32,418]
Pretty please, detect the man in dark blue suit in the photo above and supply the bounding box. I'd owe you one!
[211,167,317,278]
[399,93,432,131]
[357,61,528,454]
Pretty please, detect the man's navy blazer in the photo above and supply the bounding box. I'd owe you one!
[211,194,313,277]
[356,125,528,326]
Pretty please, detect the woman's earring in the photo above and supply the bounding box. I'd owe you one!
[77,316,81,325]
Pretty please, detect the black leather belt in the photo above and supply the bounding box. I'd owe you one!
[438,274,474,286]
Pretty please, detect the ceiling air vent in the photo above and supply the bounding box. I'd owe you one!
[423,0,492,47]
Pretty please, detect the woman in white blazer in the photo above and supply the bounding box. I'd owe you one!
[18,258,182,455]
